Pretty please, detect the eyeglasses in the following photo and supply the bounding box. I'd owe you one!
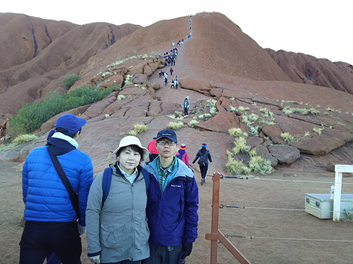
[157,140,176,146]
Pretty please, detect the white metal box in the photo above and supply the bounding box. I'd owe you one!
[305,193,353,219]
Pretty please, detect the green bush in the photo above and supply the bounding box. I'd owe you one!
[168,121,184,130]
[226,152,251,175]
[167,111,184,120]
[12,134,39,145]
[62,74,81,88]
[232,137,251,154]
[133,124,148,134]
[249,156,273,175]
[9,85,118,135]
[188,119,199,128]
[228,128,248,138]
[281,132,295,143]
[127,123,148,136]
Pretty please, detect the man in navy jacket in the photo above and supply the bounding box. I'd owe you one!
[143,129,199,264]
[20,114,94,264]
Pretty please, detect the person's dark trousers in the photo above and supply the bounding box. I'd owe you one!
[144,243,183,264]
[149,153,158,162]
[199,163,209,179]
[184,108,188,116]
[47,251,61,264]
[20,221,82,264]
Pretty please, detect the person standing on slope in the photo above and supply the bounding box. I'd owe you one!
[20,114,94,264]
[86,136,150,264]
[192,142,212,185]
[148,137,159,162]
[183,96,190,117]
[143,129,199,264]
[175,144,190,166]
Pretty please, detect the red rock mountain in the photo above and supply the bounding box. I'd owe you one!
[1,11,353,176]
[267,49,353,93]
[0,13,141,114]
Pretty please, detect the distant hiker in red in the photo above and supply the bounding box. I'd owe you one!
[176,144,189,166]
[147,137,159,162]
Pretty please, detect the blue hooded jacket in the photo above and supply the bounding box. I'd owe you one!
[143,158,199,246]
[22,132,94,226]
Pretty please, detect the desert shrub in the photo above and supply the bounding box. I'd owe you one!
[260,108,274,118]
[238,106,246,112]
[226,152,251,175]
[118,95,127,100]
[12,134,38,145]
[249,149,257,157]
[283,106,320,116]
[209,106,218,114]
[313,127,324,135]
[241,114,252,126]
[9,85,117,135]
[281,132,295,143]
[206,99,217,107]
[197,114,205,120]
[308,108,320,115]
[258,120,275,126]
[107,53,156,69]
[188,119,199,128]
[101,72,113,78]
[127,124,147,136]
[248,113,258,121]
[249,156,273,175]
[167,111,184,120]
[62,74,81,88]
[128,130,138,136]
[232,137,251,154]
[228,128,248,138]
[168,121,184,130]
[133,124,147,134]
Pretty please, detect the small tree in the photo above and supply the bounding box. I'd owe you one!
[62,74,81,89]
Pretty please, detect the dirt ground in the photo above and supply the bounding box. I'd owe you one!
[1,159,353,264]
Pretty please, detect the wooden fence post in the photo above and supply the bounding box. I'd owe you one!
[205,171,251,264]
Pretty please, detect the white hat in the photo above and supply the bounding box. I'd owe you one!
[113,136,149,161]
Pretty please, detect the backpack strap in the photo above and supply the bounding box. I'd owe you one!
[102,167,113,208]
[102,167,150,209]
[141,168,150,194]
[47,145,80,219]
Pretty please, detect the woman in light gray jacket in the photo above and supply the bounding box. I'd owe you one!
[86,136,150,264]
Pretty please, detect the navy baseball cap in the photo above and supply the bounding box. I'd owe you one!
[156,129,178,143]
[55,114,87,135]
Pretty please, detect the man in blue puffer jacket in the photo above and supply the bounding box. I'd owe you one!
[19,114,94,264]
[143,129,199,264]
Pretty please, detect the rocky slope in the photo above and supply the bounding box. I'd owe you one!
[1,12,353,175]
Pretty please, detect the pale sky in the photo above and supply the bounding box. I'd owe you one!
[2,0,352,65]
